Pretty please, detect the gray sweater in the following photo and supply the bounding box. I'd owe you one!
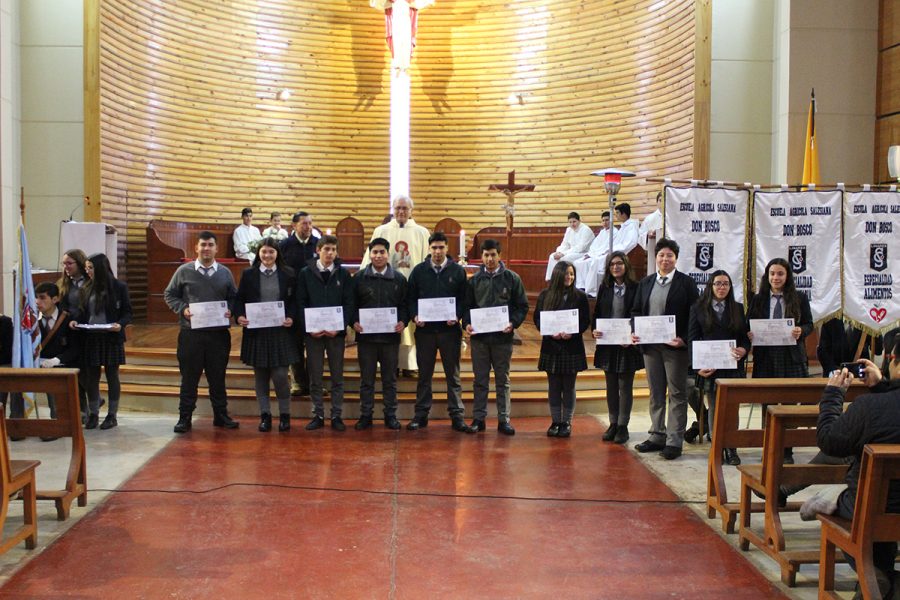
[164,263,237,329]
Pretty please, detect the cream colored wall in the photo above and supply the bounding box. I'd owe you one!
[710,0,775,184]
[1,0,20,311]
[19,0,83,272]
[772,0,878,184]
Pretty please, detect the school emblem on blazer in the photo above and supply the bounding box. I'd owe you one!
[870,243,888,272]
[788,245,807,274]
[695,243,714,271]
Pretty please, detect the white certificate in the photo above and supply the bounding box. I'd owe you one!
[418,297,457,322]
[304,306,345,333]
[749,318,796,346]
[76,323,116,331]
[189,301,230,329]
[634,315,677,344]
[359,307,398,334]
[469,306,509,334]
[245,301,285,329]
[595,318,633,345]
[539,309,580,336]
[692,340,738,370]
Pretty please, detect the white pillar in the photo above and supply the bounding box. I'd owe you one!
[390,69,411,206]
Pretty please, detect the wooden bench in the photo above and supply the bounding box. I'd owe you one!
[737,405,851,586]
[818,444,900,600]
[707,378,868,535]
[0,411,40,554]
[0,368,87,520]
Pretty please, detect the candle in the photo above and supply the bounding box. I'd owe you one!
[459,229,465,256]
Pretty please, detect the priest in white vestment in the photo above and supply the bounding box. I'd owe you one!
[545,212,595,280]
[361,194,430,372]
[639,192,663,273]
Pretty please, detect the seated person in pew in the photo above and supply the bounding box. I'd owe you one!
[572,211,613,297]
[545,212,594,281]
[261,211,290,242]
[811,341,900,598]
[233,207,263,263]
[612,203,640,255]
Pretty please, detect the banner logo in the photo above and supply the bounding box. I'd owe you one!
[789,245,807,274]
[870,244,888,272]
[870,307,887,323]
[695,243,714,271]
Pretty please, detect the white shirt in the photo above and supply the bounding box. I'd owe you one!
[555,222,594,254]
[316,260,335,273]
[613,219,640,255]
[261,226,289,241]
[259,264,278,274]
[233,224,262,262]
[41,307,60,331]
[194,259,219,274]
[586,227,615,258]
[639,209,663,250]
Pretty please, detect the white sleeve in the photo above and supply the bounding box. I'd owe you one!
[555,228,572,253]
[613,220,639,254]
[233,227,250,258]
[573,224,594,253]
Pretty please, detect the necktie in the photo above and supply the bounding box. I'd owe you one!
[714,301,724,318]
[658,275,668,286]
[321,270,331,283]
[615,285,624,298]
[41,317,49,333]
[773,294,783,319]
[264,269,273,276]
[200,266,212,277]
[435,266,442,275]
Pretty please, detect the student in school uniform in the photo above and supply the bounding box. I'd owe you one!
[58,249,90,417]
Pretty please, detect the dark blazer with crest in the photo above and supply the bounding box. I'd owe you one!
[631,269,699,351]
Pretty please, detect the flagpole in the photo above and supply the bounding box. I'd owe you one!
[20,186,25,225]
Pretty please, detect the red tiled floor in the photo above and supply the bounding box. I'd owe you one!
[0,417,788,599]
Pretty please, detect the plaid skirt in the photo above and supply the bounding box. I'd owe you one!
[752,346,809,378]
[241,327,300,368]
[538,351,587,374]
[593,344,644,374]
[81,331,126,367]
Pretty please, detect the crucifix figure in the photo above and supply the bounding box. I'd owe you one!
[488,170,535,239]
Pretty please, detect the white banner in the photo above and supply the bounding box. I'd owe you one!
[663,186,749,301]
[752,190,842,323]
[843,191,900,335]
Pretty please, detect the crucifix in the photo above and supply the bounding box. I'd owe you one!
[488,170,535,259]
[371,0,435,208]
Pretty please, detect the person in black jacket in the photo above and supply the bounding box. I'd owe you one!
[631,238,699,460]
[234,238,300,433]
[281,211,319,396]
[687,270,750,466]
[592,251,643,444]
[406,232,474,433]
[296,234,354,431]
[351,237,409,430]
[534,261,590,437]
[463,239,529,435]
[0,313,13,408]
[69,253,132,430]
[817,317,878,377]
[817,341,900,598]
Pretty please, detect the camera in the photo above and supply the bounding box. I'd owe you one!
[839,361,865,378]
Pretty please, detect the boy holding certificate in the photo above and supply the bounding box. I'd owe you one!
[296,234,354,431]
[351,237,409,430]
[464,239,529,435]
[406,232,474,433]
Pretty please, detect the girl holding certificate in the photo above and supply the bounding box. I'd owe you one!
[69,253,132,430]
[591,252,643,444]
[534,261,591,437]
[234,238,299,432]
[687,270,750,465]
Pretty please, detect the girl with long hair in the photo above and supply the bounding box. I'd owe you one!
[534,261,591,437]
[69,253,132,430]
[591,251,643,444]
[687,270,750,465]
[57,249,88,313]
[234,237,300,432]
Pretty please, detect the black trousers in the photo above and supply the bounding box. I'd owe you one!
[177,328,231,414]
[357,341,399,418]
[290,331,309,392]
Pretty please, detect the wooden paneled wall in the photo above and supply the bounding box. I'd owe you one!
[92,0,703,315]
[877,0,900,183]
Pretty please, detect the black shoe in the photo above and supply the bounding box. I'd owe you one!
[613,425,629,444]
[783,448,794,465]
[40,436,59,442]
[684,421,700,444]
[723,447,741,466]
[601,423,618,442]
[99,415,118,430]
[174,413,192,434]
[406,417,428,431]
[9,436,25,442]
[259,413,272,432]
[635,440,665,453]
[213,412,239,429]
[471,419,486,432]
[557,422,571,438]
[305,416,325,430]
[85,414,99,430]
[401,369,419,378]
[279,413,291,432]
[497,421,516,436]
[355,416,373,431]
[451,419,476,434]
[547,422,560,437]
[384,416,401,430]
[331,417,346,431]
[659,445,682,460]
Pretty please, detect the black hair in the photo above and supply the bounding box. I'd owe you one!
[480,238,501,254]
[615,203,631,218]
[601,251,637,288]
[429,231,448,245]
[695,270,744,336]
[368,237,390,251]
[543,261,575,311]
[251,237,284,269]
[567,212,581,221]
[655,238,680,258]
[241,207,253,217]
[81,253,117,314]
[35,282,60,297]
[318,234,339,249]
[292,211,309,223]
[198,231,217,242]
[755,257,802,320]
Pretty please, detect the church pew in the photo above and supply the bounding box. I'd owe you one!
[707,378,869,535]
[737,405,851,586]
[818,444,900,600]
[0,368,86,521]
[0,412,40,554]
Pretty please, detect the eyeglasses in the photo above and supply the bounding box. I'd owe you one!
[609,261,625,267]
[712,282,730,288]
